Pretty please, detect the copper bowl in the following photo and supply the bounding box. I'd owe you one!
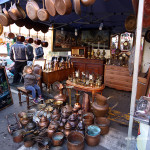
[94,117,110,135]
[67,131,84,150]
[83,112,94,126]
[52,132,64,146]
[85,125,101,146]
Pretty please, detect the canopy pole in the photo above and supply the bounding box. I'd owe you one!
[127,0,144,149]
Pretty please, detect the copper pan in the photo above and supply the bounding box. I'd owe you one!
[41,33,48,47]
[25,30,33,44]
[26,0,39,21]
[81,0,96,6]
[41,24,49,33]
[33,23,41,32]
[15,19,25,27]
[8,1,26,21]
[45,0,57,16]
[3,4,14,25]
[34,32,41,45]
[73,0,81,15]
[0,6,9,26]
[25,19,33,29]
[0,24,3,36]
[37,0,49,21]
[54,0,72,15]
[8,26,15,39]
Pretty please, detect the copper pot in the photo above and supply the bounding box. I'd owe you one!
[26,0,39,21]
[83,112,94,126]
[34,38,41,45]
[24,134,35,148]
[54,89,67,102]
[67,131,84,150]
[94,117,110,135]
[38,116,49,128]
[41,41,48,47]
[92,102,109,117]
[45,0,57,16]
[54,0,72,15]
[20,115,29,127]
[52,132,64,146]
[81,0,96,6]
[12,130,23,143]
[85,125,101,146]
[25,29,33,44]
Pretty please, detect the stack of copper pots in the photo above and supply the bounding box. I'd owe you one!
[92,94,109,117]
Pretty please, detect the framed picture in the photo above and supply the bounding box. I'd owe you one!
[33,59,46,70]
[53,29,80,52]
[81,29,110,49]
[0,66,13,111]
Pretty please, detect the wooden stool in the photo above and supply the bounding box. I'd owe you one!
[17,86,32,109]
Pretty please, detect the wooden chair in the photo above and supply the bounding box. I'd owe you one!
[17,65,42,109]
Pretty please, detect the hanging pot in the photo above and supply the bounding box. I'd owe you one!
[0,5,9,26]
[37,0,49,21]
[0,24,3,36]
[54,0,72,15]
[45,0,57,16]
[41,24,49,33]
[8,0,26,20]
[26,0,39,21]
[8,26,15,39]
[15,19,25,27]
[25,19,34,29]
[17,27,25,42]
[41,33,48,47]
[73,0,81,15]
[34,32,41,45]
[125,15,136,32]
[81,0,96,6]
[3,4,14,25]
[25,29,33,44]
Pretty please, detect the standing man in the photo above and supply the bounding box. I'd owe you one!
[10,39,28,84]
[24,41,34,66]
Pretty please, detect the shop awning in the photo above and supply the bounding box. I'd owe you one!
[0,0,9,4]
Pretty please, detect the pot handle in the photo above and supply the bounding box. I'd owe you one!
[107,96,114,100]
[109,102,118,112]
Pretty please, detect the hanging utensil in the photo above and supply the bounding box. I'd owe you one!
[81,0,96,6]
[17,27,25,42]
[3,3,14,25]
[37,0,49,21]
[73,0,81,15]
[34,32,41,45]
[125,14,136,32]
[8,25,15,39]
[0,24,3,36]
[0,5,9,26]
[54,0,72,15]
[45,0,57,16]
[26,29,33,44]
[26,0,39,21]
[8,0,26,21]
[41,33,48,47]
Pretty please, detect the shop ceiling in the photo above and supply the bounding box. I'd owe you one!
[1,0,134,33]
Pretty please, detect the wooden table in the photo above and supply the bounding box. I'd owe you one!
[42,67,75,92]
[66,80,105,102]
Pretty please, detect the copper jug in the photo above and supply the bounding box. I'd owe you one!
[38,116,49,128]
[62,103,73,114]
[69,114,78,129]
[54,89,66,102]
[92,94,109,117]
[47,126,56,138]
[82,93,90,112]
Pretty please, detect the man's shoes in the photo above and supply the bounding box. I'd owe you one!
[32,99,39,104]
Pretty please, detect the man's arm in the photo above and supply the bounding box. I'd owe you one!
[9,46,14,61]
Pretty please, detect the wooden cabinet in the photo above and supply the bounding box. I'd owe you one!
[70,58,105,76]
[104,65,133,91]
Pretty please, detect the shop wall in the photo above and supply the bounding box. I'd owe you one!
[141,41,150,73]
